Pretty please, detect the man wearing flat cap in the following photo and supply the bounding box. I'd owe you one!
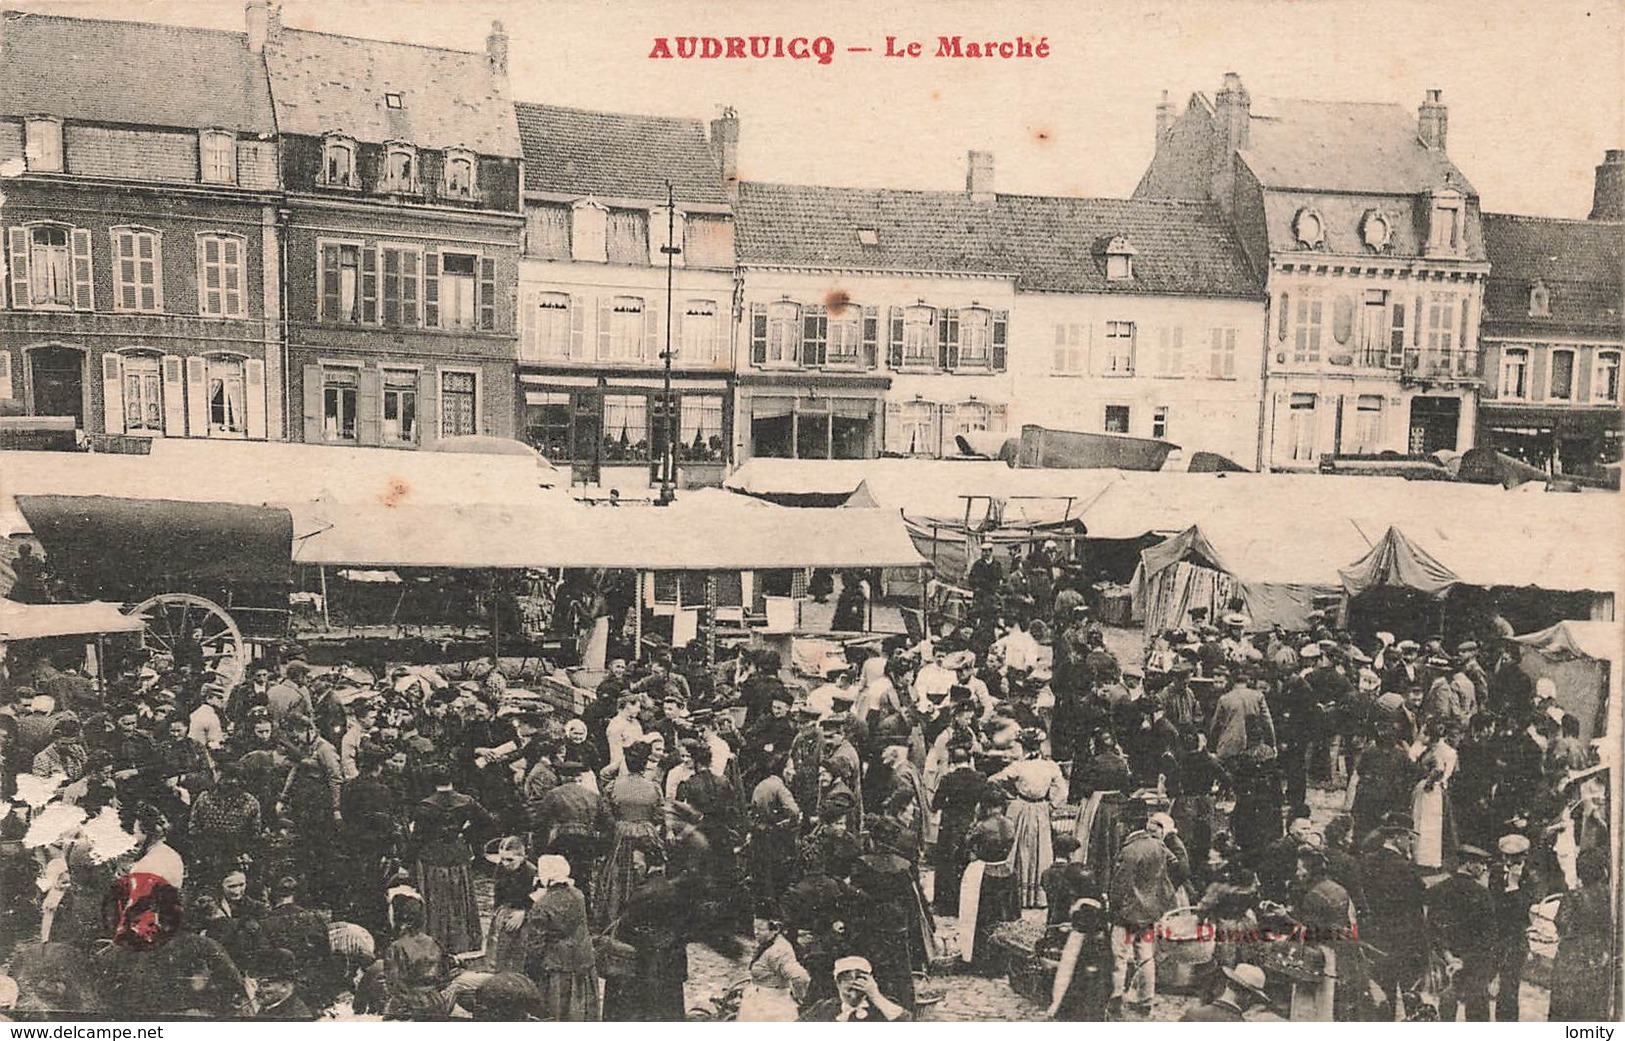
[1425,844,1496,1021]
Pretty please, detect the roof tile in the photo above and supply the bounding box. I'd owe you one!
[1240,97,1475,196]
[1481,213,1624,334]
[516,102,727,206]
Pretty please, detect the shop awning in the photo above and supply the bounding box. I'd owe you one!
[0,600,146,641]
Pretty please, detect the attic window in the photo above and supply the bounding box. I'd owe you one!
[1360,210,1392,251]
[856,227,880,247]
[1104,235,1137,282]
[384,93,404,109]
[321,134,357,188]
[1529,280,1551,318]
[443,148,478,200]
[1293,208,1324,249]
[381,142,418,194]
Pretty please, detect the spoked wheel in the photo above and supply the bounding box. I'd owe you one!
[127,592,246,688]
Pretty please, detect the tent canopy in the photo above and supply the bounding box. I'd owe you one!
[1514,619,1621,747]
[0,600,145,641]
[1339,525,1460,598]
[1135,522,1342,633]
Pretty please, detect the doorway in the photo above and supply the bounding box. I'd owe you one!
[1407,395,1460,454]
[29,346,84,425]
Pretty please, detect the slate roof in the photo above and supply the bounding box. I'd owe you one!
[263,29,518,156]
[0,10,274,131]
[516,102,727,206]
[1240,97,1475,197]
[735,182,1260,298]
[1481,213,1624,336]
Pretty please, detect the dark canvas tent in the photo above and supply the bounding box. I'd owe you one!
[1338,525,1459,598]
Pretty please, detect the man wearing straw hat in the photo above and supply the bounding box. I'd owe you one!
[1181,963,1273,1021]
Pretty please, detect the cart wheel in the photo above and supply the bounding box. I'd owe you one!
[128,593,246,689]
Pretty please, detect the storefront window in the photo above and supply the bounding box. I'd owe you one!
[678,394,725,462]
[602,393,649,461]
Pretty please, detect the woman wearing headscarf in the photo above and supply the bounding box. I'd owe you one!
[381,890,451,1020]
[595,738,665,927]
[484,835,535,973]
[737,917,812,1022]
[521,854,599,1022]
[956,789,1019,973]
[991,728,1067,907]
[877,744,929,862]
[409,764,498,957]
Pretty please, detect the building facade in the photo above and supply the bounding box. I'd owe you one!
[515,102,736,489]
[1136,76,1488,470]
[1477,154,1624,474]
[0,11,282,444]
[260,6,524,449]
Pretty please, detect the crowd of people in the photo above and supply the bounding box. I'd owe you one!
[0,543,1614,1022]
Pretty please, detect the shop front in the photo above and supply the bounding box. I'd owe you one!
[737,374,889,461]
[1478,403,1623,474]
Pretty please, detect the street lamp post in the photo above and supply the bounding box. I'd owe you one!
[658,180,681,505]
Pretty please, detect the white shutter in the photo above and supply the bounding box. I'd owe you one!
[244,358,267,439]
[884,401,902,454]
[644,299,660,364]
[100,353,125,435]
[597,297,612,360]
[161,355,186,435]
[0,350,12,400]
[7,227,30,310]
[70,228,93,311]
[185,355,209,436]
[937,403,957,457]
[569,294,585,359]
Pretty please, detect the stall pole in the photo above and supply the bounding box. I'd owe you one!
[490,571,501,662]
[317,565,331,631]
[633,572,645,662]
[705,573,718,668]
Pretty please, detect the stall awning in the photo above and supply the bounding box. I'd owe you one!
[1339,525,1461,598]
[0,599,145,641]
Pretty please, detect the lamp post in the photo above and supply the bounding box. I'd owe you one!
[657,180,681,505]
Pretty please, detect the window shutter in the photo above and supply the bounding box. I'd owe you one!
[1387,303,1406,368]
[803,309,820,368]
[939,308,959,370]
[644,298,660,363]
[1529,349,1547,403]
[244,358,267,439]
[357,365,383,446]
[71,229,93,310]
[992,310,1008,370]
[420,371,440,447]
[301,363,324,442]
[749,303,767,366]
[185,356,209,436]
[319,244,339,321]
[884,400,903,454]
[361,248,378,324]
[0,351,11,400]
[862,306,878,369]
[101,353,125,435]
[162,355,186,435]
[423,251,440,328]
[8,227,31,309]
[569,294,585,359]
[1277,292,1289,342]
[479,257,497,331]
[597,298,613,360]
[937,403,956,456]
[991,402,1008,432]
[887,306,904,369]
[402,251,421,327]
[1412,296,1423,347]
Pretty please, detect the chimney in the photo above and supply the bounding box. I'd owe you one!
[710,106,739,198]
[1209,73,1250,213]
[1590,149,1625,221]
[1418,88,1448,151]
[245,1,280,55]
[486,21,510,96]
[967,150,995,203]
[1154,90,1174,150]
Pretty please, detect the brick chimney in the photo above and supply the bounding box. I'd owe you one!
[486,21,510,97]
[1154,90,1175,150]
[1418,89,1448,151]
[1209,73,1250,212]
[1590,149,1624,221]
[710,106,739,198]
[245,1,281,55]
[967,150,995,203]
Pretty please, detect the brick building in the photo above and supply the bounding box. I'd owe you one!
[258,4,524,449]
[1136,76,1488,470]
[0,10,282,443]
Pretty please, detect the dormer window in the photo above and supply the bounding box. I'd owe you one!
[1360,210,1392,251]
[24,116,63,173]
[1428,189,1465,256]
[443,148,478,200]
[384,92,404,110]
[570,198,609,263]
[857,227,880,248]
[1104,235,1137,282]
[382,142,418,194]
[1528,280,1551,318]
[1292,208,1324,249]
[199,130,236,185]
[321,135,356,188]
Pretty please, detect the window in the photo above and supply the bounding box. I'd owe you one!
[1499,348,1529,399]
[207,356,246,436]
[1293,208,1324,248]
[959,308,993,368]
[679,394,724,461]
[382,369,418,443]
[113,227,162,313]
[1430,198,1463,254]
[199,130,236,184]
[323,367,360,441]
[1293,287,1323,364]
[122,355,164,434]
[524,392,571,460]
[382,144,418,193]
[650,206,686,268]
[759,301,800,366]
[601,296,647,361]
[679,299,718,363]
[601,393,648,461]
[1359,289,1389,366]
[1209,327,1236,378]
[437,252,477,330]
[531,293,573,360]
[443,149,477,199]
[1550,348,1575,400]
[571,201,608,262]
[319,243,369,323]
[826,304,866,366]
[197,234,246,317]
[1529,281,1551,318]
[954,400,993,435]
[1287,392,1317,462]
[1151,405,1169,439]
[1350,394,1384,453]
[440,370,478,437]
[24,116,63,172]
[1388,301,1408,368]
[380,247,421,328]
[1594,350,1621,404]
[1103,404,1131,433]
[1053,323,1085,374]
[900,306,936,367]
[1425,292,1457,366]
[1103,321,1135,375]
[1104,235,1136,281]
[894,400,940,456]
[321,135,357,187]
[22,225,73,307]
[1157,326,1183,376]
[606,209,649,266]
